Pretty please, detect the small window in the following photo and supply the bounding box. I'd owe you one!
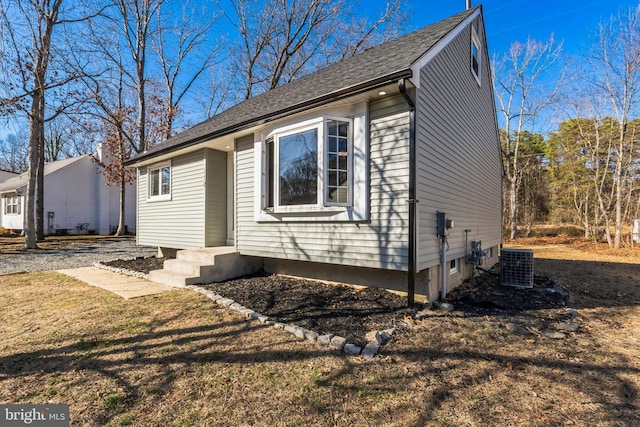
[471,25,481,84]
[450,258,459,274]
[4,195,20,215]
[148,162,171,200]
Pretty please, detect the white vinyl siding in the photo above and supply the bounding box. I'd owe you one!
[137,150,207,249]
[236,95,411,270]
[415,15,502,271]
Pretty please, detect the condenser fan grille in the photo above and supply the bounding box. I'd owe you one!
[500,249,534,288]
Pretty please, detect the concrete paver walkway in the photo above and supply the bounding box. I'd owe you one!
[57,267,176,299]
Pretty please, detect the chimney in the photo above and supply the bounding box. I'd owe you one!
[466,0,472,9]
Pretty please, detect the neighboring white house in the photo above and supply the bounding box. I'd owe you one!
[0,144,136,235]
[125,6,502,303]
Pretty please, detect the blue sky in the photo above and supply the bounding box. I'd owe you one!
[2,0,638,141]
[396,0,639,57]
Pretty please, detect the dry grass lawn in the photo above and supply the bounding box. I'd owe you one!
[0,238,639,426]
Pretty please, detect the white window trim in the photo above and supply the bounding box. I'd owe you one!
[450,258,459,275]
[147,161,172,202]
[471,24,482,86]
[324,116,353,208]
[4,194,21,215]
[254,102,369,222]
[267,119,324,214]
[409,8,480,89]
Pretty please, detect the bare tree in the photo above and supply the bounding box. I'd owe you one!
[80,0,220,234]
[43,114,95,161]
[198,65,234,119]
[104,0,164,154]
[493,35,565,239]
[587,4,640,247]
[0,0,63,248]
[0,132,29,173]
[0,0,100,246]
[77,0,163,236]
[79,31,138,236]
[224,0,406,101]
[152,1,221,139]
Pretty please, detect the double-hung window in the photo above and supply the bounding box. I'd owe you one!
[264,117,352,212]
[148,162,171,201]
[4,195,20,215]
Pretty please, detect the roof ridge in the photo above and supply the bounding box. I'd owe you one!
[129,6,480,164]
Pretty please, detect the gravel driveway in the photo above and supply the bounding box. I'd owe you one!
[0,239,156,275]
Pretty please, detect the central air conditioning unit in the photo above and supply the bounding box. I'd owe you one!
[500,248,534,288]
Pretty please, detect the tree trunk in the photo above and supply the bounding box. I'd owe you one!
[613,125,624,248]
[509,178,517,239]
[24,92,44,249]
[115,173,126,236]
[136,38,146,153]
[36,132,45,241]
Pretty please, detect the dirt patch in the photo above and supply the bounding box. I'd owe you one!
[102,256,165,274]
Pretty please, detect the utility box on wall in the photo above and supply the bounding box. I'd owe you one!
[500,248,534,288]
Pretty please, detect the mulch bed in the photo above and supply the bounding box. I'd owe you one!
[203,273,416,347]
[103,256,573,347]
[445,271,572,315]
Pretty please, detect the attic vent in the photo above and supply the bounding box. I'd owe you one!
[500,249,534,288]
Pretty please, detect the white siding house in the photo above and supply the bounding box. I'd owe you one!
[0,145,136,235]
[126,6,502,303]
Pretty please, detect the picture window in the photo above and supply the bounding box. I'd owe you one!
[264,118,352,211]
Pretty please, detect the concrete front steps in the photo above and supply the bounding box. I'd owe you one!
[149,246,260,287]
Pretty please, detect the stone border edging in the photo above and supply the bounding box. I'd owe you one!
[188,285,392,359]
[93,262,393,359]
[92,262,581,350]
[93,262,149,280]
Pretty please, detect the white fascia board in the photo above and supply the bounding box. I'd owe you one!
[410,8,481,89]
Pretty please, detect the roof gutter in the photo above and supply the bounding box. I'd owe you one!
[126,70,412,166]
[398,78,417,307]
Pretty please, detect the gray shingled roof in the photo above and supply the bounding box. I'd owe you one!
[127,7,477,164]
